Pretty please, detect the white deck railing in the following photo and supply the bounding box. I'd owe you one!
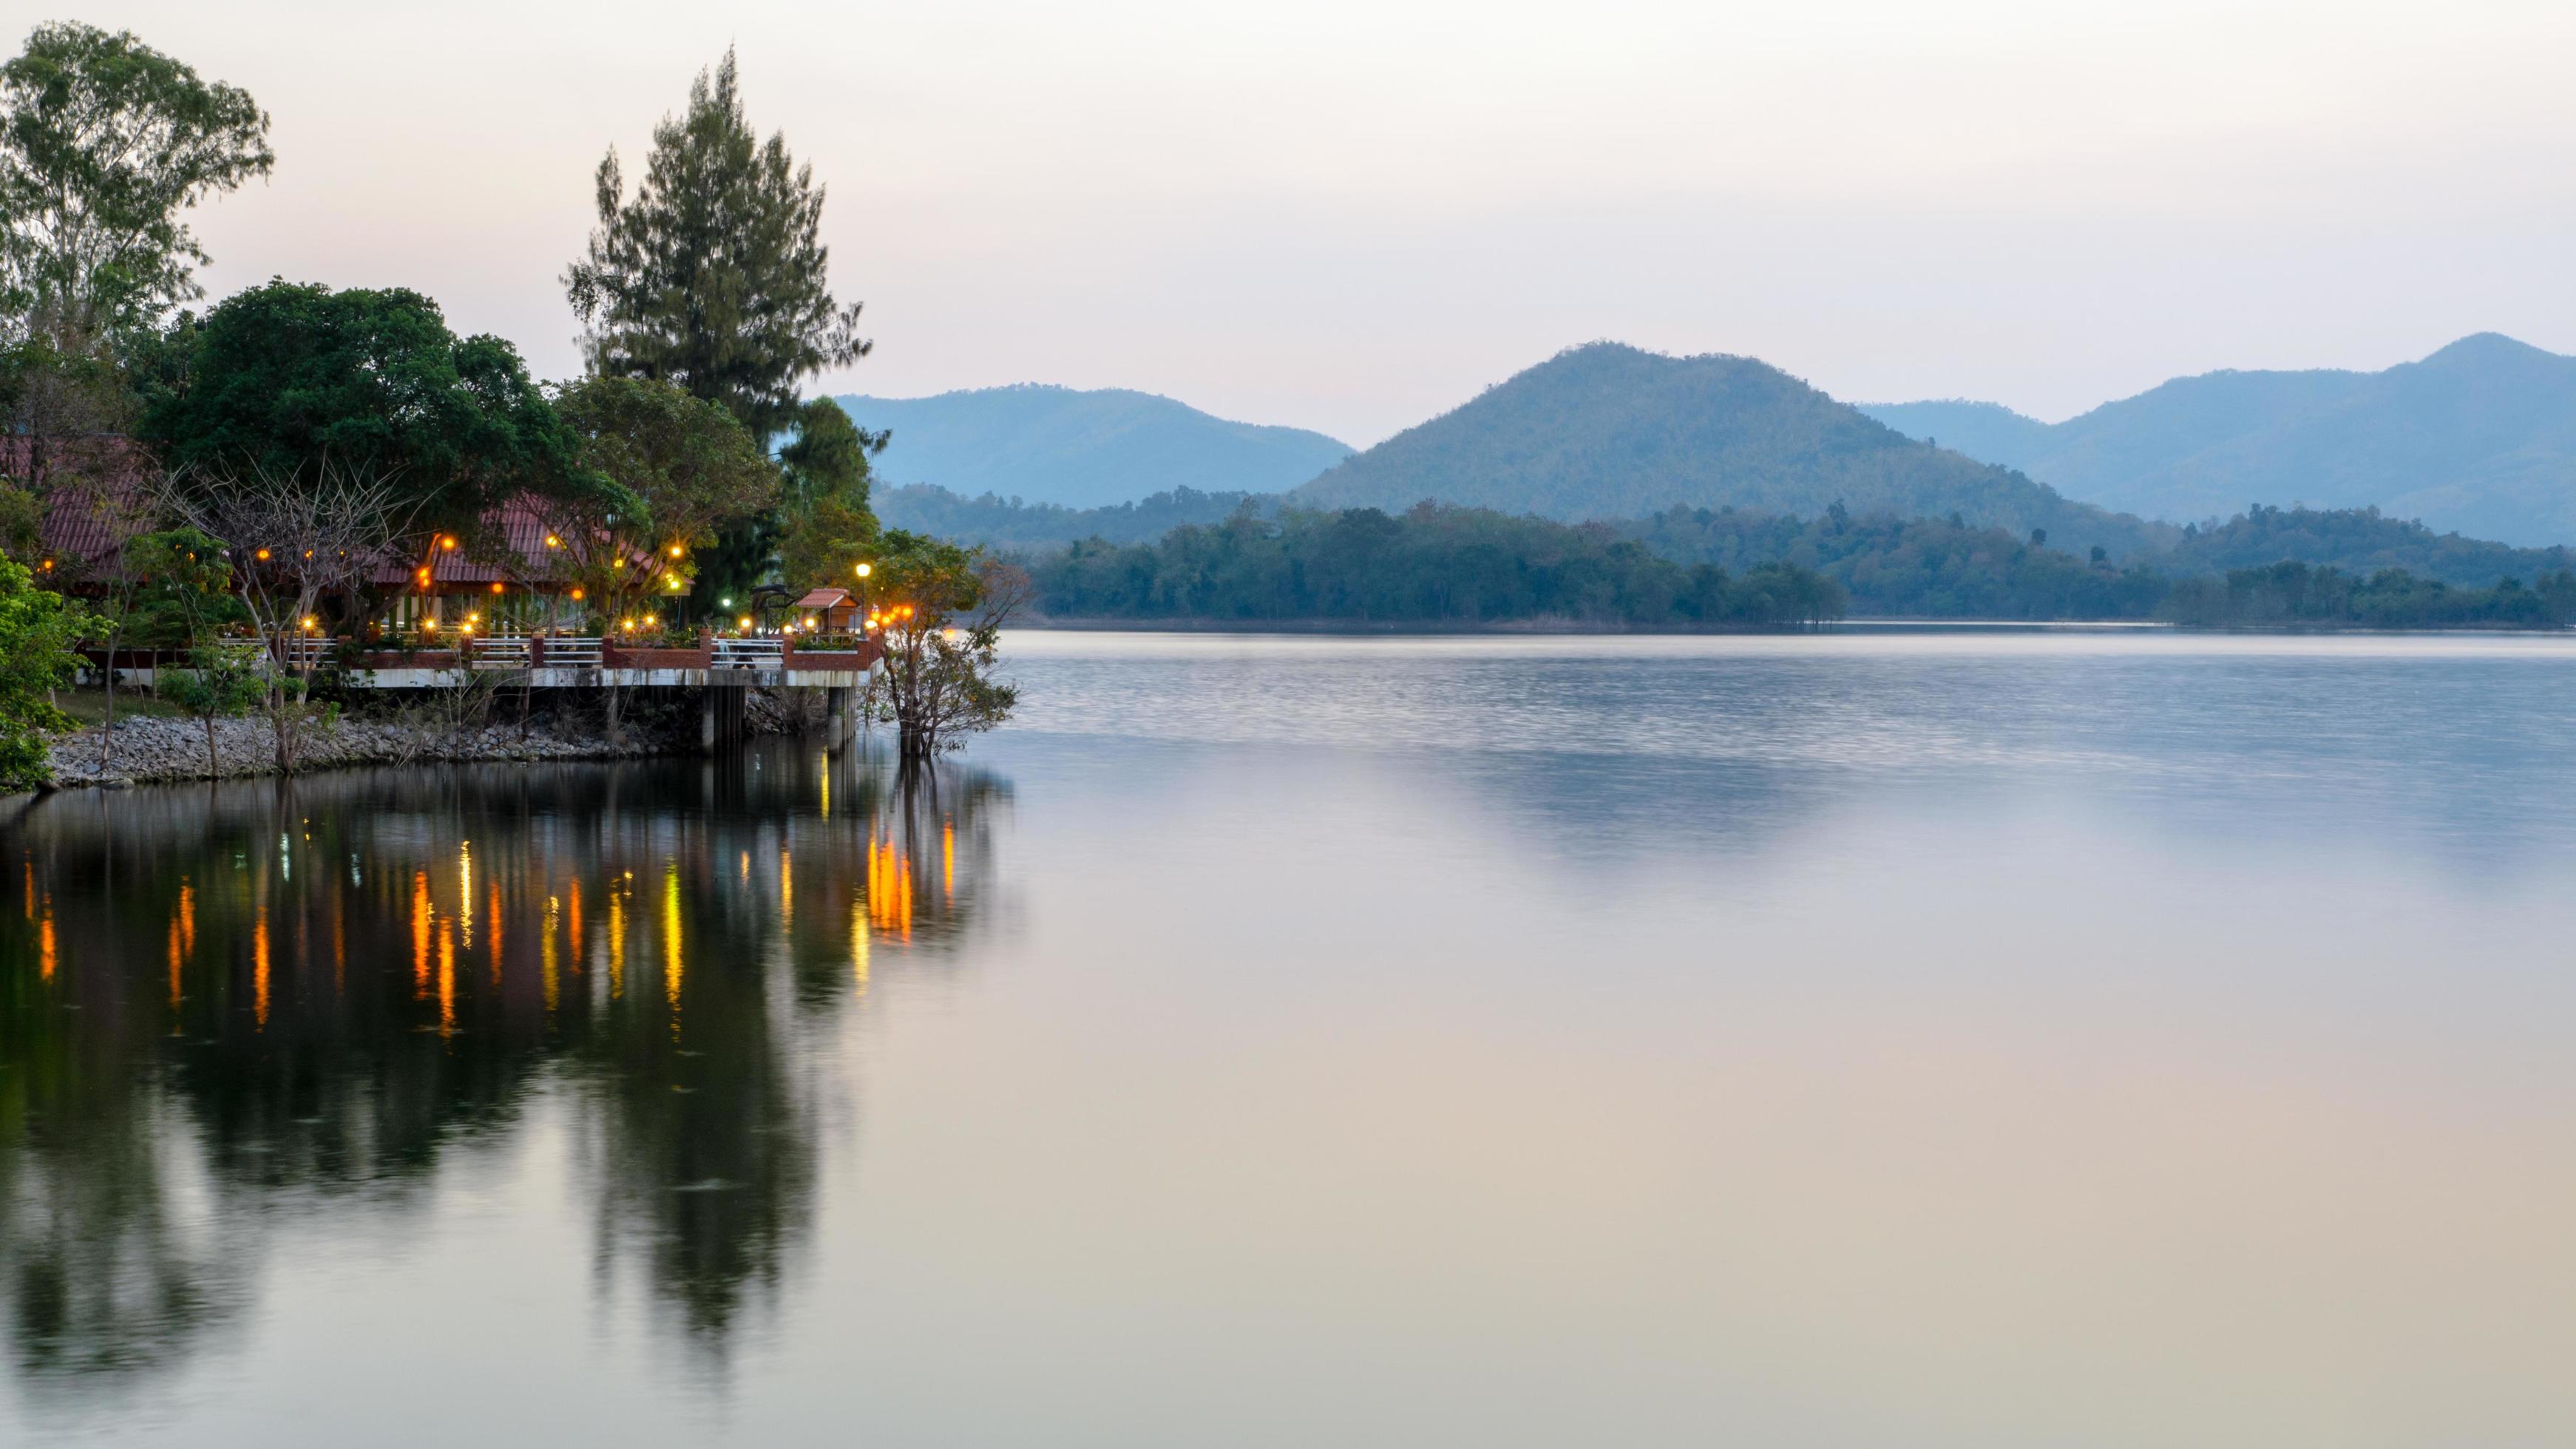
[544,635,604,668]
[469,634,532,670]
[711,637,784,668]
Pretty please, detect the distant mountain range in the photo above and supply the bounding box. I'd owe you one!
[833,385,1352,510]
[1861,334,2576,545]
[1287,342,2167,557]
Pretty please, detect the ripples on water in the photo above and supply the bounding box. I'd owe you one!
[4,632,2575,1447]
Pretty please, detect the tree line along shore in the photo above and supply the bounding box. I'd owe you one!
[990,497,2576,631]
[1,24,1017,793]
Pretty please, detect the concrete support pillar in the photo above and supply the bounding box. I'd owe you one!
[700,688,718,754]
[826,685,857,750]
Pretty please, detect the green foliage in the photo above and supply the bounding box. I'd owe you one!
[0,326,138,501]
[2166,503,2576,588]
[115,526,241,645]
[0,21,272,338]
[2160,563,2576,628]
[1632,503,2576,625]
[563,47,867,446]
[0,555,88,790]
[138,279,582,529]
[866,532,1020,757]
[775,396,881,589]
[550,374,776,613]
[1290,342,2172,560]
[1626,506,2169,620]
[0,475,43,560]
[1028,502,1845,628]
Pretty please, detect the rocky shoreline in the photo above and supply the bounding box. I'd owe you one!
[42,689,833,789]
[44,714,684,787]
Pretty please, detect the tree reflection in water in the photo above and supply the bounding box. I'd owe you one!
[0,746,1008,1388]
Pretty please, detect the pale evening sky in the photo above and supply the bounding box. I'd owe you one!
[50,0,2576,445]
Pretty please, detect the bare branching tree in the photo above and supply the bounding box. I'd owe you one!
[153,458,424,772]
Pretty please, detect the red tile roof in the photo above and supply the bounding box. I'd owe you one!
[369,498,611,590]
[793,587,853,609]
[4,435,157,581]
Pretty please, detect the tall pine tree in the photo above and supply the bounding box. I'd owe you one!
[563,48,870,605]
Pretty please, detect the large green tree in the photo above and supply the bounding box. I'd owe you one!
[563,48,867,444]
[563,48,871,605]
[0,21,271,342]
[138,280,583,529]
[774,396,882,590]
[547,374,776,620]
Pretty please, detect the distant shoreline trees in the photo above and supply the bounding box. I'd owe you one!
[1027,503,1845,629]
[1001,498,2576,631]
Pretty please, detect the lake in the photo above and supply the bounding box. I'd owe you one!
[5,631,2575,1447]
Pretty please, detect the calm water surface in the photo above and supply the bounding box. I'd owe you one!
[5,631,2576,1447]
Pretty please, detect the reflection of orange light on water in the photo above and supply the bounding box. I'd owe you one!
[253,908,270,1028]
[412,871,432,994]
[332,907,346,991]
[943,822,955,899]
[866,838,882,928]
[168,916,183,1012]
[179,882,195,956]
[850,897,870,993]
[542,897,560,1014]
[489,877,503,984]
[38,903,54,981]
[566,878,583,968]
[864,835,915,939]
[438,917,456,1036]
[607,884,625,1000]
[662,863,684,1019]
[780,849,792,918]
[458,843,474,949]
[739,851,750,882]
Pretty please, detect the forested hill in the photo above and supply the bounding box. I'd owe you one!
[2164,503,2576,586]
[1861,334,2576,546]
[1287,343,2170,559]
[834,385,1352,509]
[875,482,1258,549]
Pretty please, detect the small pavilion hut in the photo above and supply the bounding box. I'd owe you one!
[792,586,862,633]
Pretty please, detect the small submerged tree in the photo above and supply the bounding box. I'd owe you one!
[863,532,1024,761]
